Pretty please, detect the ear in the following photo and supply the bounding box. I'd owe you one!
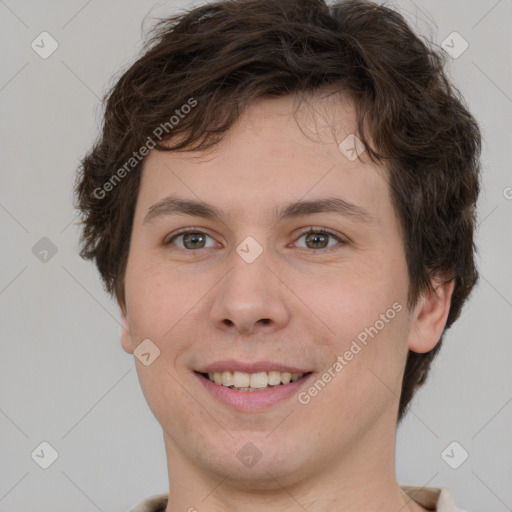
[120,307,134,354]
[407,275,455,354]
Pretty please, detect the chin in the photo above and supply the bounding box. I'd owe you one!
[188,434,315,489]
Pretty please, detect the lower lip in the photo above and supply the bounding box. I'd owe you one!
[196,372,314,412]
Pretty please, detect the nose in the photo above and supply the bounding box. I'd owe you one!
[208,245,291,335]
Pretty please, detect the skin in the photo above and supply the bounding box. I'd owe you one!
[120,92,454,512]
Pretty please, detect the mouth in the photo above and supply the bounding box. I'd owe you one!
[197,370,312,391]
[194,369,314,411]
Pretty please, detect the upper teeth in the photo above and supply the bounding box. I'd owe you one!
[207,370,304,389]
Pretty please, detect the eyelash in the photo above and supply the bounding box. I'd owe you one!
[294,227,346,252]
[164,226,346,253]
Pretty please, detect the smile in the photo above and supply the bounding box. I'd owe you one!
[195,368,314,412]
[202,370,308,391]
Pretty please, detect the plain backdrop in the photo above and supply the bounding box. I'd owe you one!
[0,0,511,511]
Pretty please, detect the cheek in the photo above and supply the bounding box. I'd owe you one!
[306,314,409,436]
[300,256,410,398]
[124,259,195,342]
[304,257,408,341]
[123,261,200,417]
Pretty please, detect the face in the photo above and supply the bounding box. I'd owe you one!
[120,93,449,489]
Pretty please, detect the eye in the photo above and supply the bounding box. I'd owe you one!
[164,229,218,250]
[293,227,345,252]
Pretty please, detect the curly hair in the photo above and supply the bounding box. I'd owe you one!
[74,0,481,422]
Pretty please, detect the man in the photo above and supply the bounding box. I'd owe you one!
[75,0,480,510]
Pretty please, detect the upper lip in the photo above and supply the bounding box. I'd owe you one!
[195,360,312,374]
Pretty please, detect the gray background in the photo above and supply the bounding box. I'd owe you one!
[0,0,511,510]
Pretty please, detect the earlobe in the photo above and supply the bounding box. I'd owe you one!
[407,276,455,354]
[120,309,134,354]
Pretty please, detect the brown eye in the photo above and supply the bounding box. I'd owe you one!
[305,232,330,249]
[182,232,207,249]
[295,228,344,252]
[166,230,216,250]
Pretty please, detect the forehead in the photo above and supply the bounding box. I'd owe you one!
[135,93,393,228]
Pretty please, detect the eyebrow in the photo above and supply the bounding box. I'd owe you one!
[143,195,374,226]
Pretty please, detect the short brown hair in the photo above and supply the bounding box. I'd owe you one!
[75,0,481,422]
